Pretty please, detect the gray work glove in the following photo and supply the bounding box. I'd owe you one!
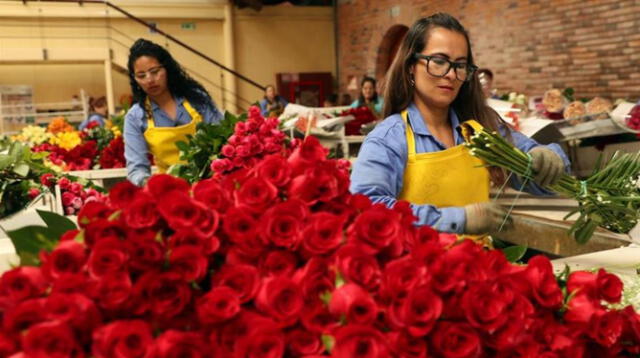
[528,147,565,187]
[463,202,512,235]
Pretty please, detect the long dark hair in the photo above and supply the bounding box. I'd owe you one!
[357,76,379,105]
[127,38,213,109]
[383,13,507,183]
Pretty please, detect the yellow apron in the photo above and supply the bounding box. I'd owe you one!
[143,99,202,173]
[397,110,490,238]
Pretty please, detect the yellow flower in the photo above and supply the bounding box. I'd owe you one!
[49,131,82,150]
[11,125,51,145]
[105,119,122,137]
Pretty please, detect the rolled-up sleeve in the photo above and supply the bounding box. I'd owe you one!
[349,120,466,233]
[124,106,151,186]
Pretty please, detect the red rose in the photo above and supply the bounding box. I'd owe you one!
[332,325,389,358]
[58,177,71,190]
[302,212,346,255]
[127,236,165,274]
[158,192,210,232]
[40,173,55,187]
[87,238,129,279]
[522,255,563,308]
[222,207,264,257]
[430,321,482,358]
[388,285,442,337]
[298,272,335,305]
[91,272,132,311]
[288,164,343,205]
[287,329,323,356]
[0,267,47,303]
[597,269,623,303]
[334,244,381,291]
[234,176,279,212]
[168,245,208,282]
[237,327,285,358]
[212,264,260,303]
[462,281,513,334]
[123,194,161,229]
[84,219,126,247]
[256,276,303,325]
[253,154,292,187]
[259,250,298,277]
[51,273,89,294]
[148,330,210,358]
[589,310,624,347]
[22,321,83,358]
[192,179,229,212]
[380,257,428,300]
[146,174,190,197]
[347,204,401,254]
[41,240,87,281]
[211,158,233,173]
[27,188,41,200]
[168,229,219,255]
[287,136,328,176]
[196,286,241,325]
[221,144,236,157]
[3,298,46,333]
[107,181,141,209]
[564,292,602,324]
[259,200,308,249]
[45,293,101,339]
[329,283,378,325]
[60,229,81,241]
[133,272,191,319]
[388,331,428,358]
[300,302,340,334]
[0,332,17,357]
[212,310,270,354]
[430,240,483,295]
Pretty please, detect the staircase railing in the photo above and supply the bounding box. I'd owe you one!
[9,0,264,111]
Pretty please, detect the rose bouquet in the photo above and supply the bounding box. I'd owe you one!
[1,107,640,357]
[465,124,640,243]
[40,173,106,216]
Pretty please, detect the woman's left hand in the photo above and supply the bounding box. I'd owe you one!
[528,147,565,187]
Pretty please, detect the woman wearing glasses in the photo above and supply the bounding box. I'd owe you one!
[123,38,223,186]
[350,13,569,237]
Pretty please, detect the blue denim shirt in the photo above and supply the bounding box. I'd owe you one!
[259,97,288,117]
[78,113,106,131]
[349,102,570,233]
[124,97,223,186]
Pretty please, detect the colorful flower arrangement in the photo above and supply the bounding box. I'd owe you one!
[1,106,639,357]
[10,117,125,172]
[40,173,106,216]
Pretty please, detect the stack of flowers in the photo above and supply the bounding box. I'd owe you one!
[341,106,377,135]
[40,173,106,215]
[210,106,288,177]
[46,117,75,134]
[1,106,639,357]
[98,136,125,169]
[10,126,51,146]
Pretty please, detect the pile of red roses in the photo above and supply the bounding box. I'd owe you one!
[32,141,98,171]
[210,106,289,177]
[1,108,640,357]
[98,136,125,169]
[40,174,106,216]
[342,106,377,135]
[626,103,640,138]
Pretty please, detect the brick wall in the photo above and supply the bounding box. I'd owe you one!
[337,0,640,101]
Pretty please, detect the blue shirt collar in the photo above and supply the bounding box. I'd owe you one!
[406,103,462,142]
[150,96,184,112]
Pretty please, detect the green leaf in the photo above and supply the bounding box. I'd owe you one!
[12,163,30,177]
[319,291,332,305]
[8,142,23,160]
[321,334,335,353]
[335,271,345,288]
[36,209,77,239]
[6,226,58,265]
[502,245,527,263]
[0,154,12,170]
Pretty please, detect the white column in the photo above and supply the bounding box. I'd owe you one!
[104,59,115,115]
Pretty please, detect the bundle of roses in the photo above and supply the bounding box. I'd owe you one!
[341,106,377,135]
[98,136,125,169]
[1,111,640,357]
[40,173,106,216]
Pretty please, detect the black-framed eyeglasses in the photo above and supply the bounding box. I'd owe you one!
[414,54,478,82]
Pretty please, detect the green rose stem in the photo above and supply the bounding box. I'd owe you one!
[465,126,640,244]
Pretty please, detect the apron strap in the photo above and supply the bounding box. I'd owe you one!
[182,99,203,124]
[460,119,484,143]
[401,110,417,156]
